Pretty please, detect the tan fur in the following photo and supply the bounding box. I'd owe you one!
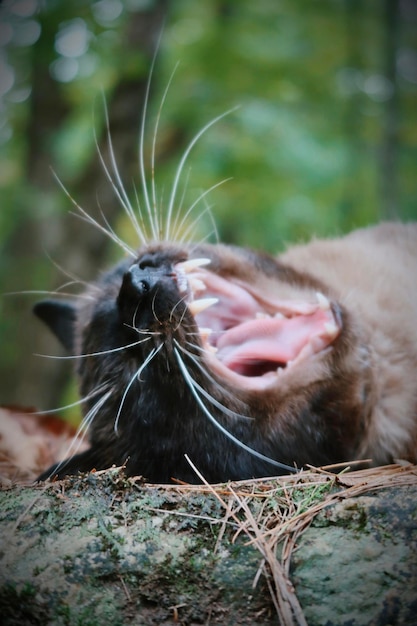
[279,222,417,463]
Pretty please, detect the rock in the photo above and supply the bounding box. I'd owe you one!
[292,486,417,626]
[0,467,416,625]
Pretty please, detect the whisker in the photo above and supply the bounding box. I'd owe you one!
[114,343,164,433]
[151,291,162,325]
[173,178,231,243]
[175,341,251,420]
[132,180,151,243]
[34,337,152,360]
[4,289,94,301]
[165,107,238,243]
[42,389,113,479]
[95,197,136,257]
[169,295,188,325]
[178,203,217,244]
[96,95,146,247]
[66,201,133,257]
[150,61,181,241]
[41,249,100,293]
[170,167,191,241]
[51,168,134,256]
[122,323,161,337]
[139,46,162,242]
[28,384,110,415]
[174,347,298,474]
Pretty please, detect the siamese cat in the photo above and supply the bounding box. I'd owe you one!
[35,217,417,482]
[32,72,417,482]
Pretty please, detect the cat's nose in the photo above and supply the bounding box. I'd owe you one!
[120,264,171,299]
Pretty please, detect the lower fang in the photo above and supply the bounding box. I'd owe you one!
[188,297,219,316]
[324,321,338,337]
[200,327,212,340]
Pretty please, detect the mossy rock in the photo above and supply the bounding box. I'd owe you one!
[1,469,416,625]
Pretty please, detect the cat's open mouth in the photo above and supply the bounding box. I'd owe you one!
[175,258,341,391]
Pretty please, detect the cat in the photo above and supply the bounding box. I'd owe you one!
[32,72,417,482]
[35,213,417,482]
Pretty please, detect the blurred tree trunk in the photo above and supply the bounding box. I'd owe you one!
[380,0,400,219]
[1,1,168,413]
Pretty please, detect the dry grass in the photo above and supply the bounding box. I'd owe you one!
[154,461,417,626]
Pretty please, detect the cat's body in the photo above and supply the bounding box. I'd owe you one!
[36,221,417,482]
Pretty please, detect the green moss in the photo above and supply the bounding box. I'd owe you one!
[0,582,50,626]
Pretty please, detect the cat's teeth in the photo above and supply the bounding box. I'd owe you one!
[176,258,211,273]
[189,277,206,294]
[188,297,219,316]
[256,312,270,319]
[316,292,331,310]
[324,321,339,338]
[274,312,285,319]
[176,274,188,294]
[199,328,217,353]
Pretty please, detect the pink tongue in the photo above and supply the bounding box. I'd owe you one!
[216,310,330,373]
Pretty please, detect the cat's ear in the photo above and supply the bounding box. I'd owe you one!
[33,300,77,352]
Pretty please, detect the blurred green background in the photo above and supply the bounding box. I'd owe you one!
[0,0,416,419]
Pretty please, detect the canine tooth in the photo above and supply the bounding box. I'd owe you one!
[188,297,219,316]
[324,321,338,337]
[274,312,285,320]
[199,327,217,352]
[316,292,331,310]
[176,258,211,273]
[189,277,207,293]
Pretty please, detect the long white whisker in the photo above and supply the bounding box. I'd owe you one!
[174,348,298,474]
[41,250,101,292]
[165,107,238,242]
[4,290,94,301]
[51,169,134,256]
[34,337,152,360]
[95,199,137,257]
[169,295,188,325]
[132,181,151,242]
[70,208,134,256]
[173,178,231,243]
[43,389,113,478]
[170,167,191,240]
[150,62,180,240]
[114,343,164,433]
[122,323,161,337]
[97,95,146,246]
[175,341,251,420]
[178,202,219,244]
[28,384,110,415]
[139,46,160,241]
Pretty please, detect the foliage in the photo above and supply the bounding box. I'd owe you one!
[0,0,416,409]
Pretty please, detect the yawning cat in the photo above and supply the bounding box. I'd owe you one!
[35,221,417,482]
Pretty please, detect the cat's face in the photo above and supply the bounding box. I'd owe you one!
[35,240,371,482]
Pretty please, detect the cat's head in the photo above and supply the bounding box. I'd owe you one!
[34,240,372,482]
